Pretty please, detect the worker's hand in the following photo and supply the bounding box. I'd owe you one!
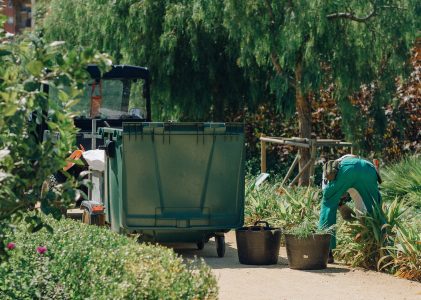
[338,204,356,221]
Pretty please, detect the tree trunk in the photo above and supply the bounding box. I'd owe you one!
[15,0,24,33]
[214,97,224,121]
[213,84,224,121]
[295,59,312,186]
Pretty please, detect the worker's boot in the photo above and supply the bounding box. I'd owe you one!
[328,250,334,264]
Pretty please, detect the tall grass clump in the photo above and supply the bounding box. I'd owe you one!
[335,199,414,274]
[246,162,421,281]
[244,178,321,229]
[382,223,421,282]
[381,155,421,208]
[0,215,218,299]
[244,179,284,226]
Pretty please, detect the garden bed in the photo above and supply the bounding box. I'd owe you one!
[244,156,421,282]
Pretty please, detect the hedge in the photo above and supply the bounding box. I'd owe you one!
[0,215,218,299]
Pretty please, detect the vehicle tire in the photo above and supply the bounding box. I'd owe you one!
[216,235,225,257]
[197,241,205,250]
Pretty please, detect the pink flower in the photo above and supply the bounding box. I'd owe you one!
[36,246,47,255]
[6,242,16,250]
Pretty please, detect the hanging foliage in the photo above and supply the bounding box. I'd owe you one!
[40,0,419,169]
[42,0,257,121]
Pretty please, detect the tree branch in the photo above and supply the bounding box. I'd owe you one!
[327,9,377,23]
[264,0,296,88]
[264,0,283,75]
[327,0,377,23]
[379,5,406,10]
[327,1,406,23]
[270,53,283,75]
[264,0,275,25]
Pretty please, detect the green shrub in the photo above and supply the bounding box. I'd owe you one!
[284,219,332,239]
[244,179,321,229]
[279,186,321,229]
[382,223,421,282]
[335,199,407,271]
[381,155,421,208]
[334,156,421,278]
[0,215,218,299]
[244,179,284,226]
[0,27,112,258]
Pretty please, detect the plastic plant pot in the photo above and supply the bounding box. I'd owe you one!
[236,221,282,265]
[284,233,331,270]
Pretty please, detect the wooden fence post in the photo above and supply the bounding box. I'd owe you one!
[309,139,317,186]
[261,135,267,173]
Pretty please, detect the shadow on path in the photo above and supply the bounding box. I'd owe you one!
[167,238,287,270]
[160,233,420,300]
[300,266,351,275]
[164,237,350,274]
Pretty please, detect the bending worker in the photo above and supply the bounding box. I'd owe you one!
[319,155,382,263]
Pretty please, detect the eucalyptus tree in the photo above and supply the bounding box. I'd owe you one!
[221,0,417,184]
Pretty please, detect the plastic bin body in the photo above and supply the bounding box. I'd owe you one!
[101,122,245,242]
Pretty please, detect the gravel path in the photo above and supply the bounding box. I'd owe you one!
[173,231,421,300]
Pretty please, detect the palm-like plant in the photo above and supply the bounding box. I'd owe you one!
[335,198,407,271]
[381,155,421,208]
[244,180,284,226]
[244,179,320,229]
[380,223,421,282]
[279,187,321,230]
[285,218,333,239]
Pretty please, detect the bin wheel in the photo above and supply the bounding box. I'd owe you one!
[197,241,205,250]
[215,235,225,258]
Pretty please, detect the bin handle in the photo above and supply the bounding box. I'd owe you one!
[253,220,270,230]
[104,140,116,158]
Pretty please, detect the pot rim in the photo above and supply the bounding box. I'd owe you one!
[284,233,331,238]
[236,227,282,232]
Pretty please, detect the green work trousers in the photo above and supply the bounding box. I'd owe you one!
[318,158,381,249]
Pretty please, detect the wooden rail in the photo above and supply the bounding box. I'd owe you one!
[260,136,353,186]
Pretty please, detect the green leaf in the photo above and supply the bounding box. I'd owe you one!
[31,223,44,233]
[3,104,18,116]
[26,60,44,76]
[23,79,39,92]
[65,98,80,109]
[44,224,54,234]
[0,50,12,57]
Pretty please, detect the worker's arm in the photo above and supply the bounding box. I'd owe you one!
[323,172,350,201]
[319,169,352,226]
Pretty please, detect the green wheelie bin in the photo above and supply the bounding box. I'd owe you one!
[100,122,245,257]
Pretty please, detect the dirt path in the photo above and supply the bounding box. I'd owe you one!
[173,231,421,300]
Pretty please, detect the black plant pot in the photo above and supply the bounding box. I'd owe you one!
[236,221,282,265]
[284,233,331,270]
